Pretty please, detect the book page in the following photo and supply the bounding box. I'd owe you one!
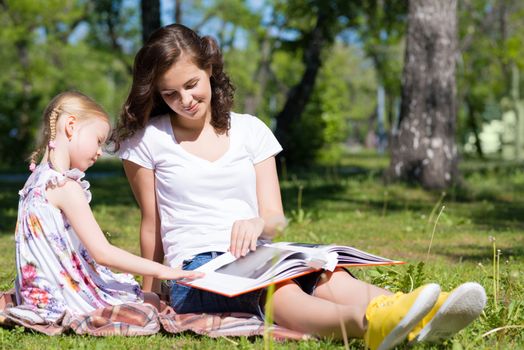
[215,245,307,279]
[269,242,338,270]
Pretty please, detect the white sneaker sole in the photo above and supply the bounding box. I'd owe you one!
[377,283,441,350]
[414,282,486,343]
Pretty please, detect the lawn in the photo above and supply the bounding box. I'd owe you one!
[0,152,522,349]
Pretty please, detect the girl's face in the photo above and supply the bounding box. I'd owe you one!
[68,118,110,172]
[157,56,212,122]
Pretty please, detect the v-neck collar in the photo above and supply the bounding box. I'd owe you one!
[165,115,233,165]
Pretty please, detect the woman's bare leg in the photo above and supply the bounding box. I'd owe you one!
[271,280,368,339]
[270,269,392,339]
[313,268,392,306]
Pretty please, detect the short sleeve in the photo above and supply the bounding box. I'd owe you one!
[117,128,155,170]
[245,115,283,164]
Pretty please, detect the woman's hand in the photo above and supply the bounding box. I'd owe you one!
[156,265,204,281]
[229,217,265,258]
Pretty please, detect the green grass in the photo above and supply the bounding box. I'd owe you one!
[0,153,523,349]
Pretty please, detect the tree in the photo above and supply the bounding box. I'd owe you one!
[273,1,357,165]
[86,0,140,74]
[174,0,182,23]
[0,0,87,165]
[387,0,459,189]
[357,1,407,132]
[140,0,160,44]
[457,0,524,158]
[0,1,137,165]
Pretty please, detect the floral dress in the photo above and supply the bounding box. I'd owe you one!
[14,163,143,322]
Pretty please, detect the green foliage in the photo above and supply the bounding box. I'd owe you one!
[271,49,304,93]
[456,0,524,154]
[0,1,137,166]
[1,0,523,170]
[356,0,406,129]
[286,43,377,165]
[366,262,428,293]
[224,46,259,112]
[288,183,313,225]
[210,0,260,29]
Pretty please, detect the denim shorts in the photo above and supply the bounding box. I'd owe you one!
[170,252,265,317]
[169,251,324,318]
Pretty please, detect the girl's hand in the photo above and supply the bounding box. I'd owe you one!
[156,265,204,281]
[229,217,265,258]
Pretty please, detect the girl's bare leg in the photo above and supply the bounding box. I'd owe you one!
[143,291,161,311]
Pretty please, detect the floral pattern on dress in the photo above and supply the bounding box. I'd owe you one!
[21,262,38,284]
[28,214,44,238]
[14,163,143,321]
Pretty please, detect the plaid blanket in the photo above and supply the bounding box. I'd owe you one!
[0,290,309,340]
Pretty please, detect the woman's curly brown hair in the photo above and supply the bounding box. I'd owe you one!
[111,24,234,151]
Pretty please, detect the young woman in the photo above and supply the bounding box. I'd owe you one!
[112,24,485,350]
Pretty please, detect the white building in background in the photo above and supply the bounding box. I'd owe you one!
[465,66,524,160]
[465,100,524,160]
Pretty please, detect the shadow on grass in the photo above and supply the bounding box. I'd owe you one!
[281,161,524,235]
[2,157,524,239]
[434,243,524,262]
[469,202,524,231]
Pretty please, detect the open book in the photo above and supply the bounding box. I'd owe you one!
[179,242,404,297]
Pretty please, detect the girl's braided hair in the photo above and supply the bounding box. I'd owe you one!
[28,91,109,170]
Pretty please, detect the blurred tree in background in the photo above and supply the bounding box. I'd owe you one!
[457,0,524,159]
[357,1,406,144]
[0,0,523,189]
[0,0,138,165]
[388,0,459,189]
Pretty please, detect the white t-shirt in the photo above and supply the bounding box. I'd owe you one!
[118,112,282,267]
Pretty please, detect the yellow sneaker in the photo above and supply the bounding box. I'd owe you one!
[364,283,440,350]
[408,282,486,343]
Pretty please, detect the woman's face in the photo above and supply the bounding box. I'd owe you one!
[157,56,212,122]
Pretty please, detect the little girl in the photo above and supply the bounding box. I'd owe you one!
[112,24,486,350]
[15,91,201,322]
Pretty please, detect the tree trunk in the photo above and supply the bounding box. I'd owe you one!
[141,0,161,44]
[387,0,459,189]
[243,32,272,115]
[174,0,182,23]
[274,9,331,164]
[465,97,484,158]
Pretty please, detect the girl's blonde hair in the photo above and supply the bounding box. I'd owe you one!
[28,91,109,168]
